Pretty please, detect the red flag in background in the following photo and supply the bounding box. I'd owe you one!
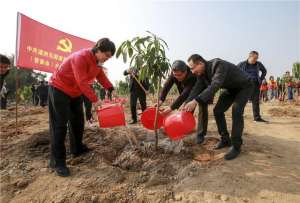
[16,12,95,73]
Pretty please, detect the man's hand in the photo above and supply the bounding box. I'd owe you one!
[162,106,172,116]
[183,100,198,112]
[92,100,102,111]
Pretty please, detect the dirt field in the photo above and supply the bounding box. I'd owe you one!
[0,101,299,203]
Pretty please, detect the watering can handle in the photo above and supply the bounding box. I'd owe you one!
[98,105,116,111]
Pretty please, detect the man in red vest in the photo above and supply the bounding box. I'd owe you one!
[48,38,115,177]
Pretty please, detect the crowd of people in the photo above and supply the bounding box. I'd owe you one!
[1,40,299,177]
[260,72,300,102]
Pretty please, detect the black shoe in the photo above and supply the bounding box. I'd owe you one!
[196,134,205,144]
[214,137,231,150]
[72,144,91,158]
[129,120,137,124]
[224,146,241,160]
[254,118,268,123]
[49,159,70,177]
[54,165,70,177]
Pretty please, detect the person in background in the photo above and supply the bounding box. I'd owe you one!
[124,68,149,124]
[82,84,98,124]
[0,54,11,90]
[31,84,37,105]
[48,38,116,177]
[296,79,300,99]
[183,54,253,160]
[276,77,281,100]
[82,95,93,122]
[99,87,106,100]
[260,79,268,102]
[277,78,286,101]
[0,82,9,109]
[158,60,208,144]
[37,80,48,107]
[268,76,277,101]
[284,71,294,101]
[237,51,267,122]
[34,83,40,106]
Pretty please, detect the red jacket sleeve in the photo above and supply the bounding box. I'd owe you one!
[71,55,98,103]
[96,67,114,91]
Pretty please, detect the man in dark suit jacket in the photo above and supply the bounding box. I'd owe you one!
[159,60,208,144]
[184,54,253,160]
[237,51,267,122]
[0,54,11,90]
[124,68,149,124]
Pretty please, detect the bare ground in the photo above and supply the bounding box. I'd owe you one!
[0,101,299,203]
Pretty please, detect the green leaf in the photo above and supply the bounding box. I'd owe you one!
[128,47,133,57]
[122,49,127,63]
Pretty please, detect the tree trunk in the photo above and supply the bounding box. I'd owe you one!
[154,78,161,150]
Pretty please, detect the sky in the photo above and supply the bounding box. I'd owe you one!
[1,0,299,83]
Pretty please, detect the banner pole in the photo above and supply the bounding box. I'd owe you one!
[15,68,19,135]
[15,12,20,136]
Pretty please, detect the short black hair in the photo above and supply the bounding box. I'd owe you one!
[92,38,116,55]
[249,50,259,55]
[187,54,207,64]
[0,54,11,65]
[172,60,188,72]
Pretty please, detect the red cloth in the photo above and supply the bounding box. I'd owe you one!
[268,80,277,90]
[49,49,113,103]
[260,84,268,91]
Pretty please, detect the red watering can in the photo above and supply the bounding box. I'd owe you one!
[141,107,164,130]
[163,111,196,140]
[97,104,126,128]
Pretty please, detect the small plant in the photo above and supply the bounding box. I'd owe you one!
[116,31,171,149]
[19,86,32,106]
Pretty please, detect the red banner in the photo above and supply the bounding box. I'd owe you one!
[16,13,95,73]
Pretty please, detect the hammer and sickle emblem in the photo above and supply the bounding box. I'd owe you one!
[57,38,72,53]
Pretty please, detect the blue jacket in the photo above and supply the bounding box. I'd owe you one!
[237,60,267,84]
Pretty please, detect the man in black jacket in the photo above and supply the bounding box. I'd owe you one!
[37,80,48,107]
[183,54,253,160]
[0,54,11,90]
[159,60,208,144]
[237,51,267,122]
[124,68,149,124]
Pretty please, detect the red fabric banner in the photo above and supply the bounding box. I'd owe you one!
[16,13,95,73]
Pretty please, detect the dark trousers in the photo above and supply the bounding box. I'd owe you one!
[0,96,7,109]
[39,95,48,107]
[32,93,36,105]
[213,85,253,148]
[48,86,84,166]
[130,91,147,121]
[197,103,208,136]
[34,94,39,106]
[250,82,261,120]
[82,95,92,121]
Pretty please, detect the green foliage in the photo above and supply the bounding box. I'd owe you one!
[5,66,47,100]
[292,62,300,80]
[19,86,32,103]
[116,31,171,90]
[115,80,129,96]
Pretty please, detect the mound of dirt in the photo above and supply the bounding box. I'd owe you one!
[268,106,300,117]
[1,103,300,203]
